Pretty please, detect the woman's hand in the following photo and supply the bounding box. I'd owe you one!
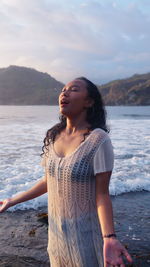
[103,238,133,267]
[0,178,47,214]
[0,198,12,213]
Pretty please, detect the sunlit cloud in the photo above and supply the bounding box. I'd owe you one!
[0,0,150,84]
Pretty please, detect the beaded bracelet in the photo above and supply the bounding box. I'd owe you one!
[103,234,117,239]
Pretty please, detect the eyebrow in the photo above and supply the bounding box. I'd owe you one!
[62,84,80,90]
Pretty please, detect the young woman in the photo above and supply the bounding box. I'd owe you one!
[0,77,133,267]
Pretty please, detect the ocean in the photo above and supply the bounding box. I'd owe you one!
[0,105,150,210]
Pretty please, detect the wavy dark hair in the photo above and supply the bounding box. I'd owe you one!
[41,77,110,157]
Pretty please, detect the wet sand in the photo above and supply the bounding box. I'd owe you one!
[112,191,150,267]
[0,208,49,266]
[0,191,149,266]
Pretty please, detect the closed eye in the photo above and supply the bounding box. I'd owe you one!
[70,87,78,91]
[61,86,80,93]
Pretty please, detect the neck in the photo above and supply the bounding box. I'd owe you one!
[65,115,90,135]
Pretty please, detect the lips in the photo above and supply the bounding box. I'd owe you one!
[60,98,69,105]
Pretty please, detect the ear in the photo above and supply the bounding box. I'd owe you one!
[84,97,94,108]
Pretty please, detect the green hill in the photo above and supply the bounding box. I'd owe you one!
[98,73,150,105]
[0,65,149,105]
[0,65,64,105]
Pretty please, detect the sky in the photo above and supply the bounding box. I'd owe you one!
[0,0,150,84]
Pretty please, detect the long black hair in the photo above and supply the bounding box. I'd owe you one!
[41,77,110,157]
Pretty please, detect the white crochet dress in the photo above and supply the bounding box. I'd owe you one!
[41,128,114,267]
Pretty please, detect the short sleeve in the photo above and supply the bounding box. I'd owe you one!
[93,137,114,175]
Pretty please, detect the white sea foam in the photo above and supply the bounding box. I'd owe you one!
[0,106,150,210]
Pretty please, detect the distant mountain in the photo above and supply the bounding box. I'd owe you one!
[98,73,150,105]
[0,65,64,105]
[0,65,149,105]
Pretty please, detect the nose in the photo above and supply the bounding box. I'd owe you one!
[61,90,69,97]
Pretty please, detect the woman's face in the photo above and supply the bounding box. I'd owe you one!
[59,79,93,117]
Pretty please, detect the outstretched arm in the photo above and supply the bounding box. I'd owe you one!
[96,171,133,267]
[0,176,47,213]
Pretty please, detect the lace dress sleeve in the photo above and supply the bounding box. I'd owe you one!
[93,137,114,175]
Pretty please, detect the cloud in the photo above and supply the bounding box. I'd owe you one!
[0,0,150,84]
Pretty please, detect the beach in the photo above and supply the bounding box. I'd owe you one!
[0,191,149,267]
[112,191,150,267]
[0,207,49,266]
[0,105,149,266]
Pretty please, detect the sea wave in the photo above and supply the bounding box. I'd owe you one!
[0,106,149,210]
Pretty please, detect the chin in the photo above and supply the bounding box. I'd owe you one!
[59,107,69,116]
[59,108,75,117]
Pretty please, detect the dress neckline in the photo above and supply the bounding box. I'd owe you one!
[51,128,100,159]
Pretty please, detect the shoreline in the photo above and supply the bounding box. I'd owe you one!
[0,191,149,266]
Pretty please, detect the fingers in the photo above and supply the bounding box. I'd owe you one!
[0,202,5,212]
[0,207,6,213]
[104,254,127,267]
[104,261,113,267]
[105,264,125,267]
[105,259,125,267]
[105,263,125,267]
[104,262,111,267]
[123,248,133,263]
[104,244,133,266]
